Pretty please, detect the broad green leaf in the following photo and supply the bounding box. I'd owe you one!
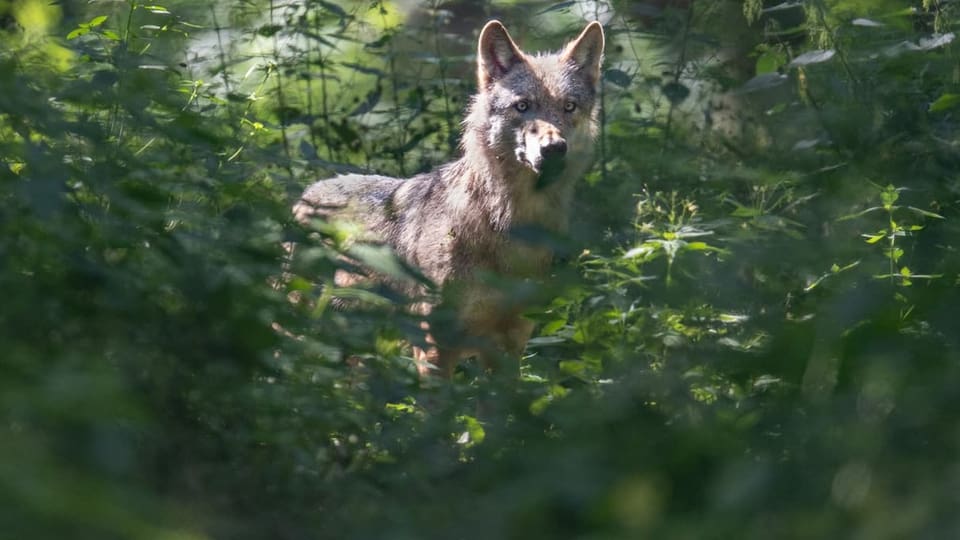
[755,49,786,75]
[348,244,421,284]
[929,93,960,112]
[455,416,485,446]
[540,319,567,335]
[66,27,89,40]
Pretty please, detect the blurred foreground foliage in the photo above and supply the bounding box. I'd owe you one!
[3,1,960,539]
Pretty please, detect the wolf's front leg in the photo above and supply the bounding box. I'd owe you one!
[479,317,535,377]
[413,320,461,379]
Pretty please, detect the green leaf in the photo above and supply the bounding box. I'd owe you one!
[88,15,109,28]
[852,18,884,27]
[929,93,960,112]
[862,231,886,244]
[347,244,423,284]
[905,206,944,219]
[789,49,835,67]
[623,245,655,259]
[66,27,89,40]
[540,319,567,336]
[143,5,172,15]
[837,206,883,221]
[455,416,485,447]
[880,185,900,208]
[755,49,786,75]
[730,205,761,218]
[526,336,567,347]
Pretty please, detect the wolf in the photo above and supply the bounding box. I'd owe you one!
[294,20,605,379]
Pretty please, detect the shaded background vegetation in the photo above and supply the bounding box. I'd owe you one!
[3,0,960,538]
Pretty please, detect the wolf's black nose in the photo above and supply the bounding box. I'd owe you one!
[542,139,567,159]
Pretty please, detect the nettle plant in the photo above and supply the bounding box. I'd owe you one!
[618,189,727,286]
[840,183,943,287]
[531,191,734,375]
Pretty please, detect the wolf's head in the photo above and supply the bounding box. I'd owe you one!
[464,20,605,187]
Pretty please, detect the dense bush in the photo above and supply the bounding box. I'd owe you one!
[3,1,960,538]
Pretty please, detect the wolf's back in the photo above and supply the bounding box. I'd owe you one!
[294,173,407,240]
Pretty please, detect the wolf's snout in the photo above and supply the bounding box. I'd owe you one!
[542,139,567,159]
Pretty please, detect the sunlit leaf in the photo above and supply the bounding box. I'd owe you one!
[862,232,886,244]
[143,5,172,15]
[905,206,944,219]
[66,27,89,40]
[755,49,785,74]
[526,336,567,347]
[929,94,960,115]
[788,49,835,67]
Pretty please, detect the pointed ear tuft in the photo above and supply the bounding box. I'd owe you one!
[477,20,525,88]
[563,21,605,86]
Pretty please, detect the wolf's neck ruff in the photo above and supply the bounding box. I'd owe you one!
[294,20,605,379]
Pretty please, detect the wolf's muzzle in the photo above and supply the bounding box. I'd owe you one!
[535,138,568,190]
[541,139,567,160]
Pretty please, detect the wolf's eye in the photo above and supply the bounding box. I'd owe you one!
[514,100,529,112]
[564,101,577,113]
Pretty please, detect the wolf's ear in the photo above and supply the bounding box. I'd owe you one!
[562,21,605,86]
[477,20,525,88]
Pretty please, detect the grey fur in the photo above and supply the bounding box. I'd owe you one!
[294,20,605,377]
